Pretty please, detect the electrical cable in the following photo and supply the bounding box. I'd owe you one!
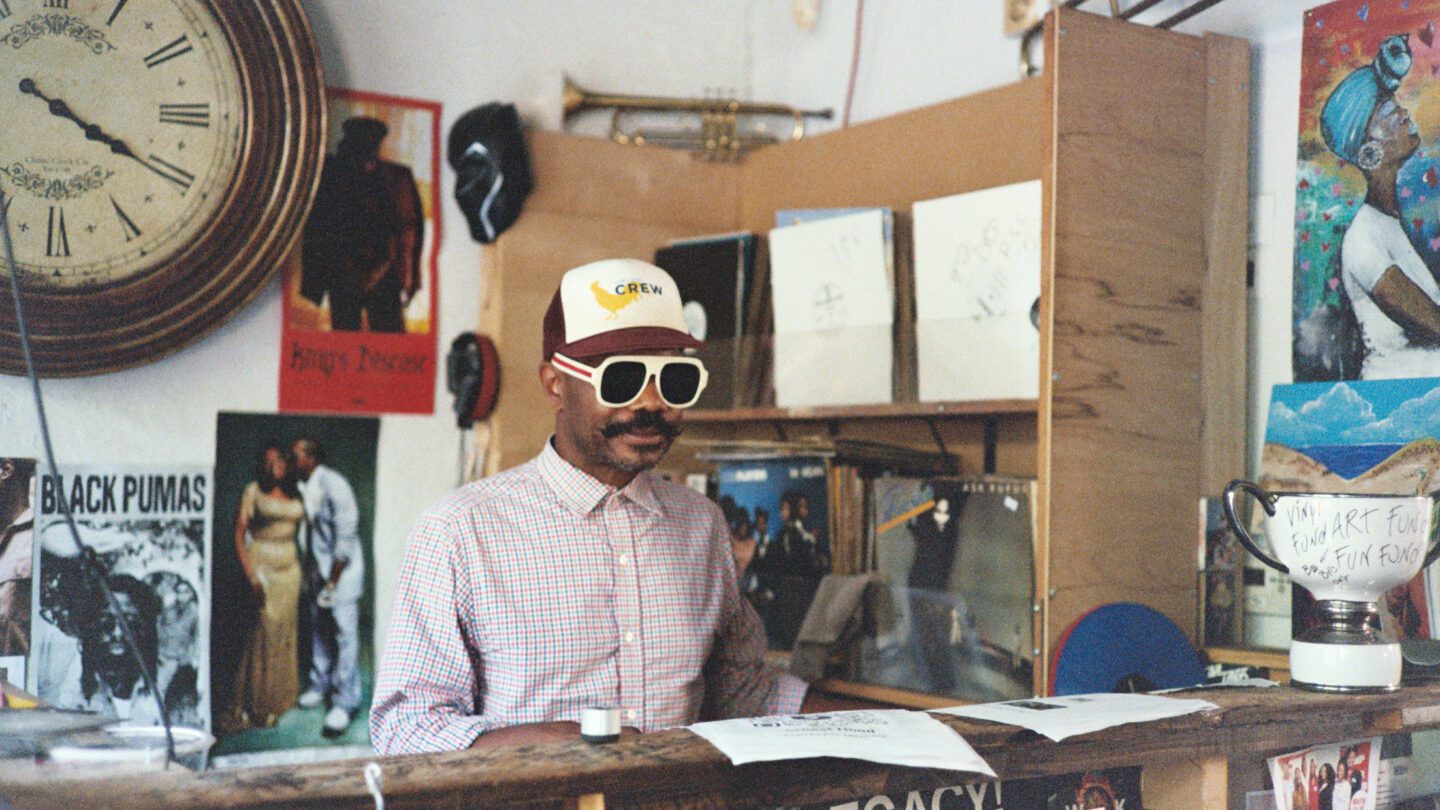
[0,189,176,767]
[364,761,386,810]
[841,0,865,128]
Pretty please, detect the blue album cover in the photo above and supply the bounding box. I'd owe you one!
[713,456,830,650]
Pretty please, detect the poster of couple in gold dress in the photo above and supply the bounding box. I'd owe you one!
[210,412,378,764]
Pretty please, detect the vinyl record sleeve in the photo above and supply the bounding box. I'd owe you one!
[855,476,1036,701]
[654,232,754,410]
[713,456,831,651]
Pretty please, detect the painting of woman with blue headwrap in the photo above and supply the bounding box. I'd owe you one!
[1295,0,1440,381]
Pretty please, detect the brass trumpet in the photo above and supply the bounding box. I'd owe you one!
[562,74,833,161]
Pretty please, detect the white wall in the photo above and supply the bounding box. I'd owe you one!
[0,0,1326,654]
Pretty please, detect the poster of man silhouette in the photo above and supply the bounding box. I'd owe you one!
[29,465,211,732]
[280,88,441,414]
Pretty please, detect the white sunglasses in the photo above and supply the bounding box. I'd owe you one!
[551,352,709,409]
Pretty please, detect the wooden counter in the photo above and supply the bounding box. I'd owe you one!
[4,683,1440,809]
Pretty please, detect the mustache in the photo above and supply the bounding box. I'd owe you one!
[601,410,682,439]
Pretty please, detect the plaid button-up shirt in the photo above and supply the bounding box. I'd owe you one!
[370,441,807,754]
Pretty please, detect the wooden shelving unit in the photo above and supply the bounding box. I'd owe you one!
[685,399,1038,423]
[482,9,1250,699]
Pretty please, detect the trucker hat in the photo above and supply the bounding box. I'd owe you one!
[541,259,704,360]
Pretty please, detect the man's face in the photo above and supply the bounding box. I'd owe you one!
[541,351,683,485]
[1367,98,1421,167]
[289,442,317,480]
[97,593,141,662]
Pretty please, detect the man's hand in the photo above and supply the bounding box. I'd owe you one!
[467,722,642,749]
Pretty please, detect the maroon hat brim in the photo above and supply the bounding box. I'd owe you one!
[555,326,704,361]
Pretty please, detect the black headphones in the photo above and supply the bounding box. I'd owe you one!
[445,332,500,429]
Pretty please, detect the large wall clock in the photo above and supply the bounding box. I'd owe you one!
[0,0,325,376]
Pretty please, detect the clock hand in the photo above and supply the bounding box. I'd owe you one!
[18,78,142,162]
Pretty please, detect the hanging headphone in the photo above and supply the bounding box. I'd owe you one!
[445,332,500,428]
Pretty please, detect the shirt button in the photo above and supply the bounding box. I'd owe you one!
[626,709,637,721]
[618,553,629,566]
[624,631,635,643]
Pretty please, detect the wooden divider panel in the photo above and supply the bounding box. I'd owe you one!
[1041,10,1247,659]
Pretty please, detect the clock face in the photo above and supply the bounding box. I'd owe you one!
[0,0,244,289]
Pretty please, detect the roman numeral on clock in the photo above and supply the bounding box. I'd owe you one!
[1,193,13,222]
[43,0,67,8]
[47,207,71,258]
[144,35,193,69]
[144,155,195,192]
[111,196,142,242]
[158,102,210,128]
[0,1,12,21]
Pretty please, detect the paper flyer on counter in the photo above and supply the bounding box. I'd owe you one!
[689,709,994,774]
[936,693,1218,742]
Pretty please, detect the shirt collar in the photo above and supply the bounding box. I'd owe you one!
[537,438,662,516]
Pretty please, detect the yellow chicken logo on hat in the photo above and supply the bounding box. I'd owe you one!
[591,280,649,319]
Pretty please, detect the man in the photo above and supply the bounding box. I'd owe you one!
[291,437,366,738]
[372,259,858,755]
[906,488,964,692]
[55,573,167,725]
[1322,34,1440,378]
[300,116,424,333]
[0,458,34,659]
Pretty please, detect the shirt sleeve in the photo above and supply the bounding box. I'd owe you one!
[369,512,501,754]
[700,516,809,720]
[325,470,363,564]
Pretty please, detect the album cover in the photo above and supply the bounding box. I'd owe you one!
[30,465,212,732]
[1268,736,1380,810]
[0,457,36,688]
[1198,496,1245,648]
[713,455,831,650]
[768,209,894,407]
[858,476,1036,701]
[912,180,1042,402]
[653,232,755,410]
